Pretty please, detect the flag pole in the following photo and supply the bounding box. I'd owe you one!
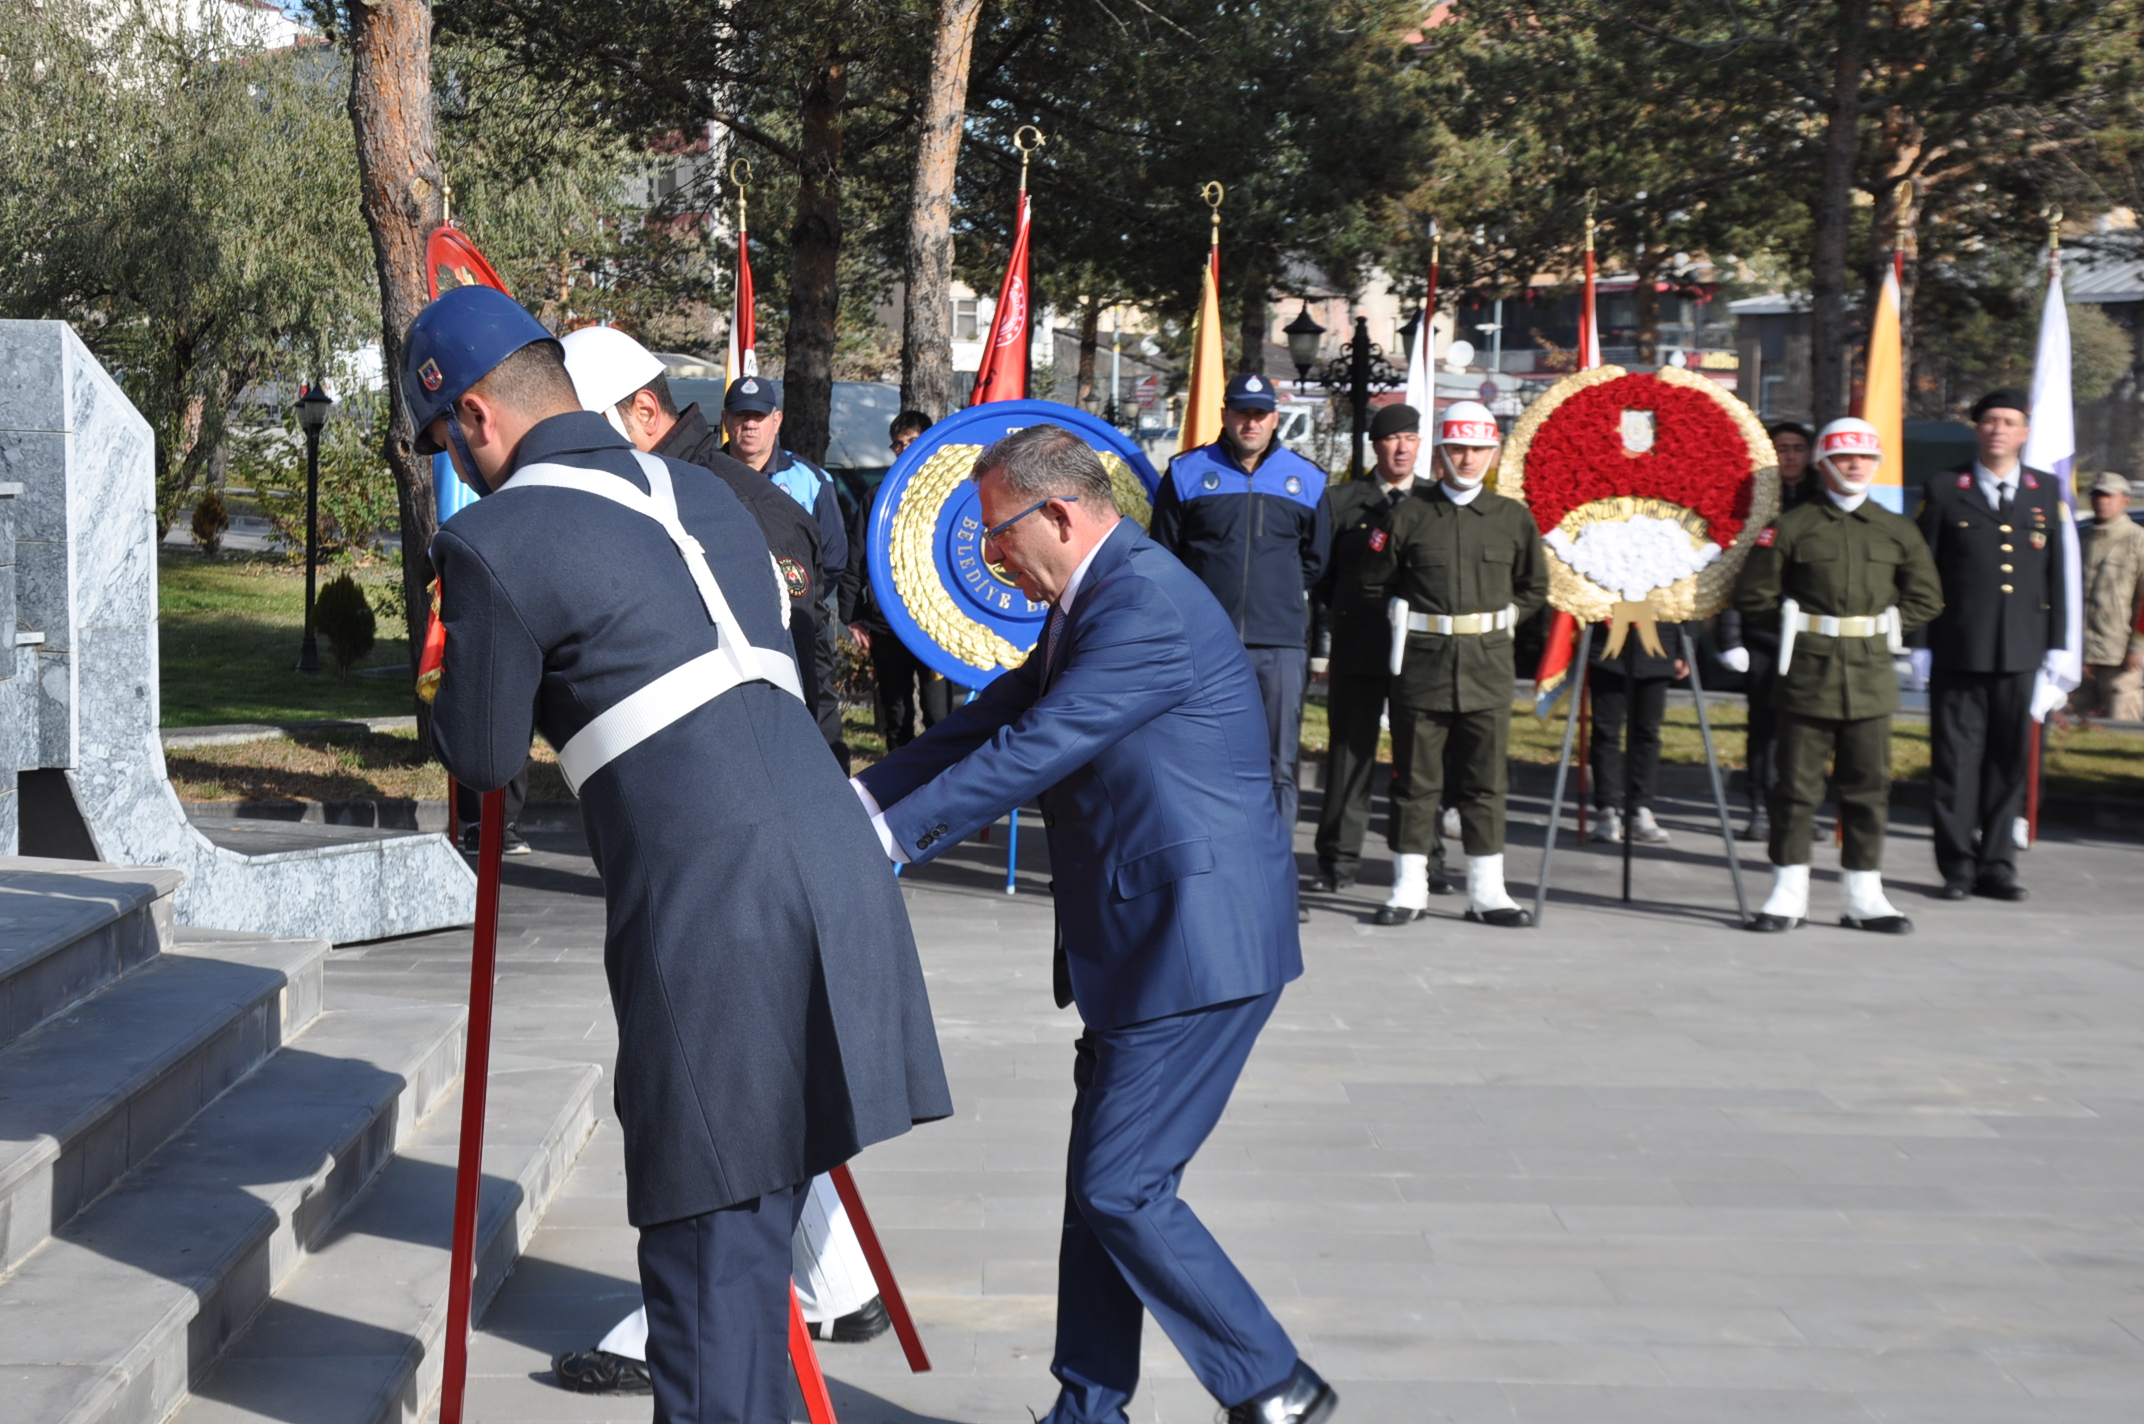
[438,788,507,1424]
[2026,206,2064,845]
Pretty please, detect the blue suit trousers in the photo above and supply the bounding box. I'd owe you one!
[1046,990,1298,1422]
[639,1182,806,1424]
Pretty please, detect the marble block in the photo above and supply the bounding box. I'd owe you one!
[0,321,473,941]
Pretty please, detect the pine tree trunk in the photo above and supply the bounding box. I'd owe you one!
[784,52,846,465]
[900,0,984,420]
[345,0,444,729]
[1810,0,1870,426]
[1075,293,1101,409]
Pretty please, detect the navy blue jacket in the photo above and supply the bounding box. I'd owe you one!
[429,413,950,1226]
[1148,440,1332,648]
[855,520,1303,1030]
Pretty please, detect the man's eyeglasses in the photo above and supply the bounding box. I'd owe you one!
[983,494,1078,542]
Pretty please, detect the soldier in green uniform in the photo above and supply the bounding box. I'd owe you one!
[1312,403,1450,895]
[1361,401,1551,928]
[1732,417,1944,933]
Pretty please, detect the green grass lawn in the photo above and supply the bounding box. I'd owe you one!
[159,551,416,726]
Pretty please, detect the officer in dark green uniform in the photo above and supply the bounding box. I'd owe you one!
[1362,401,1550,928]
[1733,417,1944,934]
[1312,403,1449,895]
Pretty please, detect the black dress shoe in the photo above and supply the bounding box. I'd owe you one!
[553,1349,652,1394]
[1226,1360,1338,1424]
[1737,813,1770,843]
[1840,913,1914,934]
[1939,878,1973,900]
[1464,906,1533,928]
[1428,867,1453,896]
[809,1295,890,1343]
[1973,874,2029,902]
[1748,913,1800,932]
[1310,871,1355,893]
[1372,904,1423,925]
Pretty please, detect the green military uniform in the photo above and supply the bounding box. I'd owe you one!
[1315,474,1440,884]
[1732,494,1943,870]
[1363,483,1551,856]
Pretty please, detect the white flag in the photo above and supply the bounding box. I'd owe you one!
[2023,259,2084,722]
[1404,308,1435,415]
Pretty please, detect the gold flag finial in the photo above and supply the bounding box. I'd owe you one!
[1584,188,1598,255]
[1014,126,1046,193]
[1202,181,1225,242]
[730,158,751,236]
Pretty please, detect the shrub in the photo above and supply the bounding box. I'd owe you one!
[315,572,376,682]
[191,490,230,556]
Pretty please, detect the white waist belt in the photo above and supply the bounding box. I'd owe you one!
[1405,605,1516,636]
[555,644,801,794]
[1789,610,1898,639]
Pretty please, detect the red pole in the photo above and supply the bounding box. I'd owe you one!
[828,1163,931,1373]
[790,1284,841,1424]
[2026,717,2044,845]
[439,788,506,1424]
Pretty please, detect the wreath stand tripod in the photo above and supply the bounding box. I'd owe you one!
[1532,623,1750,926]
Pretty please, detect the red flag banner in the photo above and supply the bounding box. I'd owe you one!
[970,192,1032,406]
[1577,248,1601,372]
[728,228,758,382]
[1532,610,1580,719]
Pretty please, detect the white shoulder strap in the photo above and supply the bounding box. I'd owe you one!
[494,453,804,791]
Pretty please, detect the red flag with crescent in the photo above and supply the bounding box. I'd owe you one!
[970,192,1032,405]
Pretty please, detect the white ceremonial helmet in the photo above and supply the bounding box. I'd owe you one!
[560,326,668,437]
[1813,416,1883,494]
[1436,400,1501,488]
[1437,400,1502,448]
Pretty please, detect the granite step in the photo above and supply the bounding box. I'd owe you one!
[0,860,184,1049]
[169,1057,601,1424]
[0,927,327,1275]
[0,997,468,1424]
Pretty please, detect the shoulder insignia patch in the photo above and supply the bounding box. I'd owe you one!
[2024,472,2039,490]
[1367,528,1389,552]
[1285,475,1303,496]
[1958,474,1973,488]
[1755,527,1777,547]
[1202,471,1221,491]
[777,556,810,599]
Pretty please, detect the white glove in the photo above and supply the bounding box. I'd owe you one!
[1908,648,1933,688]
[1718,646,1750,675]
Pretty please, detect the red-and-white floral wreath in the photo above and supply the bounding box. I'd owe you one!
[1499,365,1781,622]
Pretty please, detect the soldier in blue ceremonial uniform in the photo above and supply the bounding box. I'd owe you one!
[1149,373,1333,869]
[723,375,854,765]
[405,286,950,1424]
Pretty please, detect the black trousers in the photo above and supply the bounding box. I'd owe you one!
[870,627,953,750]
[1588,669,1670,812]
[810,596,849,768]
[1314,674,1444,880]
[639,1182,807,1424]
[1742,646,1781,811]
[1929,667,2036,882]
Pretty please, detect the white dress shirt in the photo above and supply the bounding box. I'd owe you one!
[851,525,1116,862]
[1974,459,2021,512]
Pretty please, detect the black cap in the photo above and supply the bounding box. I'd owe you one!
[1765,420,1812,442]
[1369,404,1421,439]
[724,375,779,415]
[1970,388,2031,422]
[1223,372,1278,411]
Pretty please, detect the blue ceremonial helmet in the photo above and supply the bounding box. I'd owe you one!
[402,286,559,454]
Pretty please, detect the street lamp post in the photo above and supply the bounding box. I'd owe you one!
[294,384,334,674]
[1313,314,1403,479]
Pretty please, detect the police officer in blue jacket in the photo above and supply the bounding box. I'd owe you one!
[404,286,950,1424]
[1149,373,1333,845]
[723,375,853,764]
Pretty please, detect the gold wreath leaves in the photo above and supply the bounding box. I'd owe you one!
[1500,365,1780,622]
[886,440,1155,678]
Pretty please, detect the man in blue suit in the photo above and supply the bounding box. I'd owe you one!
[852,425,1338,1424]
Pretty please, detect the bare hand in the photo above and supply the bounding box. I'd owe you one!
[847,623,872,653]
[1673,659,1689,680]
[2127,651,2142,674]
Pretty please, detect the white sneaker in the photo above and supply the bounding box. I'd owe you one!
[1588,807,1623,843]
[1631,807,1672,845]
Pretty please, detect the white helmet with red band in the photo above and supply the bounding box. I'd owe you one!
[1437,400,1502,448]
[1814,416,1883,465]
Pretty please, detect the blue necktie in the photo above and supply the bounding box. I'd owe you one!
[1044,604,1066,680]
